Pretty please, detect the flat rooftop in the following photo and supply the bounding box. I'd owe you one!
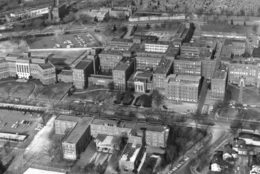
[121,143,142,162]
[74,59,92,70]
[64,117,93,144]
[175,56,202,61]
[56,115,81,122]
[154,59,173,74]
[111,38,133,43]
[38,62,54,69]
[59,70,73,76]
[168,74,201,83]
[201,24,249,34]
[99,50,123,55]
[213,70,227,79]
[114,58,133,71]
[91,118,134,128]
[136,123,168,132]
[176,74,201,82]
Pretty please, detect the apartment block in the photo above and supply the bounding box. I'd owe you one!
[207,69,227,103]
[174,57,201,76]
[54,115,81,135]
[166,74,201,102]
[139,124,169,148]
[119,143,145,173]
[90,119,132,138]
[144,42,169,53]
[228,58,259,86]
[72,59,93,89]
[112,57,135,90]
[98,50,123,72]
[0,53,56,85]
[153,58,173,90]
[62,117,93,160]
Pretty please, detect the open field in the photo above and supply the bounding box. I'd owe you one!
[36,82,71,101]
[0,80,35,99]
[0,79,71,102]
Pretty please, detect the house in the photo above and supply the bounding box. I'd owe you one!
[94,134,121,153]
[119,143,145,173]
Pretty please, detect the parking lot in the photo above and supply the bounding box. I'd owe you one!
[29,32,99,49]
[0,110,40,135]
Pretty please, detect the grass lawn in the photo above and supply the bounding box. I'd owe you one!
[37,82,72,101]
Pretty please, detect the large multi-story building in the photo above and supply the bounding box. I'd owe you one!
[174,57,202,76]
[119,143,145,174]
[90,119,133,138]
[144,41,169,53]
[98,50,123,73]
[207,69,227,102]
[228,58,260,87]
[180,40,216,59]
[201,58,219,79]
[112,57,135,90]
[109,38,133,51]
[72,59,93,89]
[0,53,56,85]
[141,124,169,148]
[54,115,81,135]
[165,74,201,102]
[153,59,173,90]
[62,117,93,160]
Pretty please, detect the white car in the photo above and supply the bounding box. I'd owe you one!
[171,167,178,172]
[184,156,190,161]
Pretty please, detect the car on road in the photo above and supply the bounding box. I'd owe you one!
[171,167,178,172]
[184,156,190,161]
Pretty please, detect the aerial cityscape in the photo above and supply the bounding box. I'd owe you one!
[0,0,260,174]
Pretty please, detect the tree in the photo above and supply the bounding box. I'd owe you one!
[249,122,258,132]
[152,89,164,108]
[240,9,245,16]
[146,23,151,29]
[230,19,234,25]
[94,16,98,22]
[108,82,114,91]
[166,145,177,167]
[230,119,243,135]
[112,24,117,32]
